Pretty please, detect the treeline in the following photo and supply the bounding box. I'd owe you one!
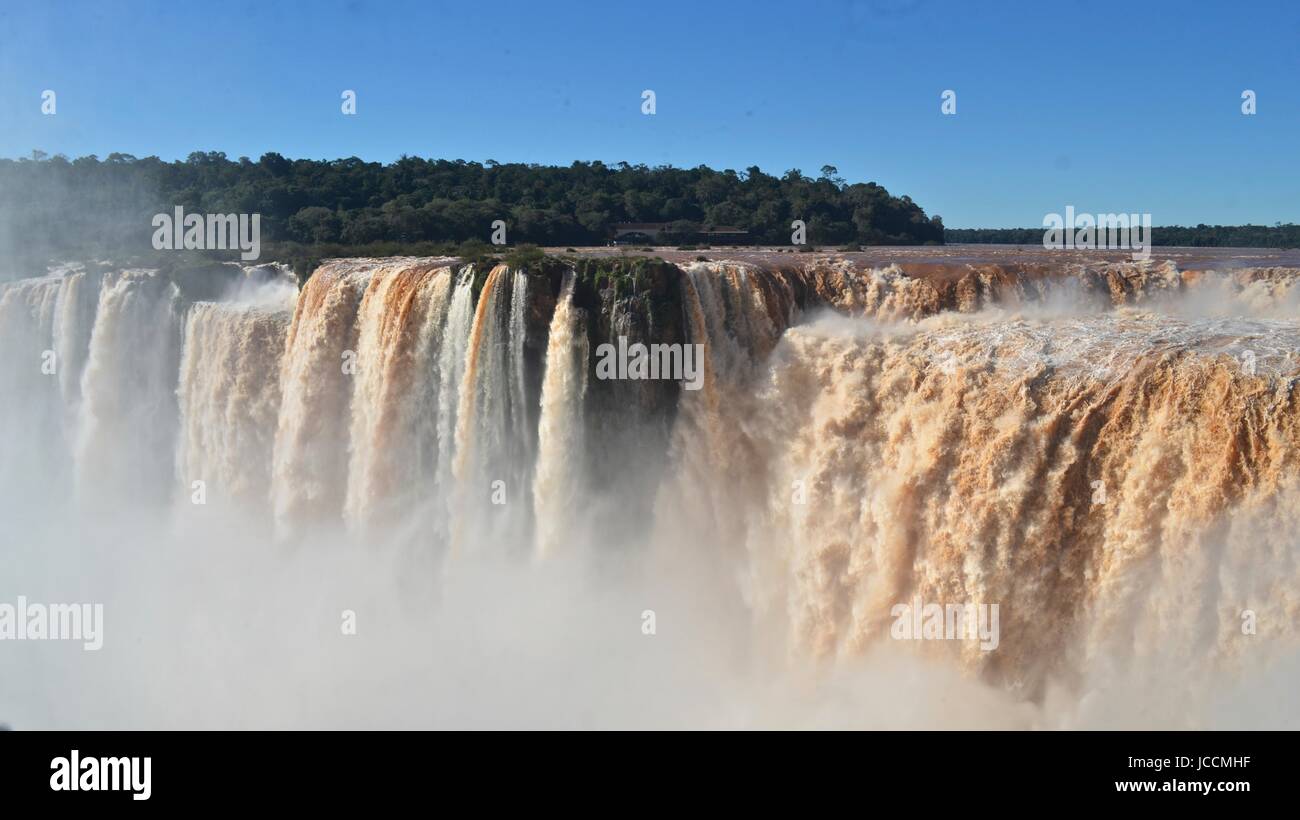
[946,225,1300,248]
[0,152,944,275]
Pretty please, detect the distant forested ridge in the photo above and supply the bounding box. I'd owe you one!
[0,152,943,275]
[946,225,1300,248]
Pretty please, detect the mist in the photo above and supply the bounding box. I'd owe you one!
[1,253,1297,729]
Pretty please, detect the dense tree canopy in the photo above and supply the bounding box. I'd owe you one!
[0,152,944,275]
[5,152,1290,280]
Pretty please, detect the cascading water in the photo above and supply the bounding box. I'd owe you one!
[651,263,792,574]
[176,299,293,515]
[271,261,372,538]
[532,272,588,558]
[75,270,185,507]
[51,269,101,416]
[3,252,1299,728]
[509,270,533,473]
[435,266,476,510]
[732,308,1300,707]
[0,276,68,503]
[451,264,535,551]
[344,262,454,536]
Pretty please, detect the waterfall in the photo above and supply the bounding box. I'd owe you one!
[1,253,1298,725]
[650,265,751,565]
[435,266,476,507]
[176,299,292,515]
[271,262,372,537]
[734,309,1300,696]
[509,270,532,468]
[532,272,588,558]
[0,276,68,502]
[51,269,101,414]
[75,270,185,507]
[451,264,527,550]
[344,263,453,535]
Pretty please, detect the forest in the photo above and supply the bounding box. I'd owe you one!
[0,152,943,277]
[3,152,1293,282]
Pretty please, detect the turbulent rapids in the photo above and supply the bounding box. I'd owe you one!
[2,248,1298,728]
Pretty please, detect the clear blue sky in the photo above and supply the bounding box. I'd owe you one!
[1,0,1297,228]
